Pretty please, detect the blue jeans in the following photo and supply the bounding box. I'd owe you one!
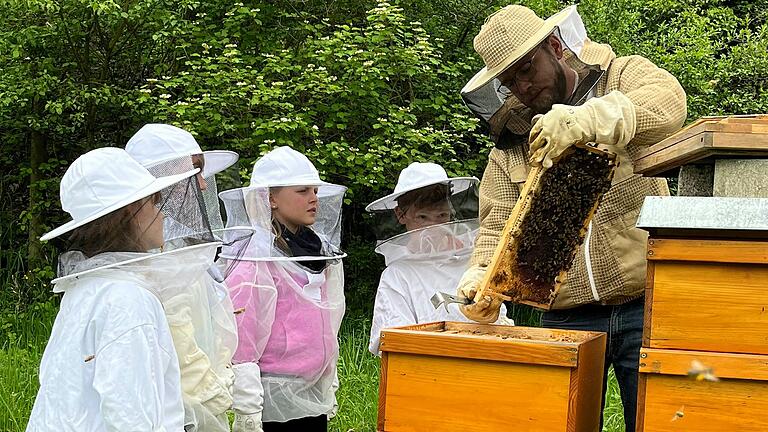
[541,297,644,432]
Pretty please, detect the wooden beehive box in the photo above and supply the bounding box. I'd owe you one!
[638,239,768,430]
[636,196,768,431]
[475,146,617,310]
[643,236,768,354]
[634,114,768,176]
[377,321,606,432]
[637,348,768,431]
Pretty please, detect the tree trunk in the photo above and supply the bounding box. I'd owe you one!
[28,95,47,268]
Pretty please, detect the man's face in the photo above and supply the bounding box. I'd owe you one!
[497,38,568,114]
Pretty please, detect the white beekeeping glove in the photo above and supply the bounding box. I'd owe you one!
[528,91,637,168]
[456,264,509,323]
[231,362,264,432]
[456,264,486,301]
[233,412,263,432]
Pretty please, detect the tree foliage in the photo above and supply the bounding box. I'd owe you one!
[0,0,766,307]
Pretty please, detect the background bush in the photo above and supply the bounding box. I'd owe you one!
[1,0,766,312]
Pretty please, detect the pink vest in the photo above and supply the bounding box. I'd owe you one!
[228,261,337,379]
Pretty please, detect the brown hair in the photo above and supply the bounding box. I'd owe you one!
[67,193,160,257]
[268,187,292,255]
[395,183,451,212]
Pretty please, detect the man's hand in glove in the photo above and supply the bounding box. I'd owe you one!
[456,265,510,323]
[233,412,263,432]
[456,264,487,303]
[461,292,510,324]
[528,91,637,168]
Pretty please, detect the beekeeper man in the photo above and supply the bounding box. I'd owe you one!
[456,5,686,430]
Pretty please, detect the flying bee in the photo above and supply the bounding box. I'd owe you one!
[688,359,720,382]
[671,405,685,422]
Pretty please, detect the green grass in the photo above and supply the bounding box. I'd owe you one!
[0,306,625,432]
[0,300,56,432]
[331,315,381,431]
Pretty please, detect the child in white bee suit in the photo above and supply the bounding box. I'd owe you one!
[219,146,346,432]
[366,162,510,355]
[126,123,241,432]
[27,147,213,431]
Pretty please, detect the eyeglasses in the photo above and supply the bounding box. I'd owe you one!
[496,45,543,97]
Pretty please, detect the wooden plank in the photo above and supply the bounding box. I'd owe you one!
[441,321,603,344]
[642,260,655,347]
[377,353,389,432]
[381,352,571,432]
[567,333,606,432]
[387,321,446,332]
[379,327,580,367]
[639,374,768,431]
[634,115,768,176]
[647,261,768,355]
[647,238,768,264]
[712,131,768,148]
[638,115,768,158]
[477,164,545,303]
[635,373,648,432]
[639,348,768,381]
[639,117,722,155]
[636,132,768,175]
[633,133,714,176]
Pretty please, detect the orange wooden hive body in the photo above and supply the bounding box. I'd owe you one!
[636,236,768,431]
[377,322,606,432]
[635,193,768,431]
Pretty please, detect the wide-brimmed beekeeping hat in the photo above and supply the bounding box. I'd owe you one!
[462,5,578,93]
[126,123,238,178]
[366,162,478,212]
[40,147,198,241]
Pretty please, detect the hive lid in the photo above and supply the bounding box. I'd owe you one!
[637,196,768,238]
[634,114,768,177]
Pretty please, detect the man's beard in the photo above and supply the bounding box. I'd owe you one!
[530,58,568,114]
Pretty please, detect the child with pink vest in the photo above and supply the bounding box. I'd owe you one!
[220,147,346,432]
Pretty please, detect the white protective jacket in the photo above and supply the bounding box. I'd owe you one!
[26,267,184,432]
[159,251,237,432]
[369,221,508,355]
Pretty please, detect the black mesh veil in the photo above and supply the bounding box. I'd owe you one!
[145,156,218,250]
[367,179,480,243]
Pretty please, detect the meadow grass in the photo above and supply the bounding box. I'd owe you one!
[0,305,625,432]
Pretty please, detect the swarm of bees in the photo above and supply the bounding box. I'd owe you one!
[509,148,614,303]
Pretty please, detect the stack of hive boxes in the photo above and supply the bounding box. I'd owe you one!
[634,116,768,431]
